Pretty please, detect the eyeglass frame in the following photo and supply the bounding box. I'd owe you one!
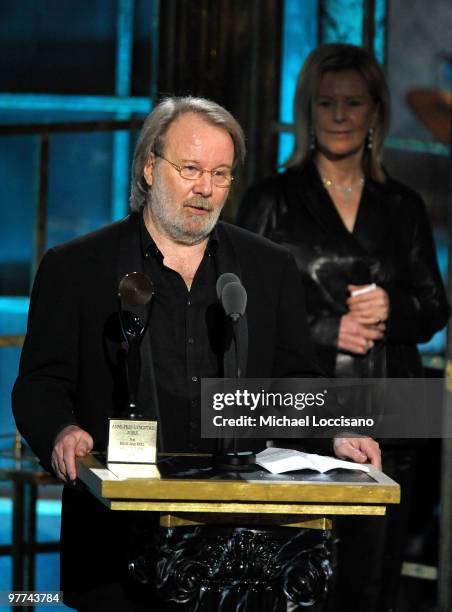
[152,152,234,187]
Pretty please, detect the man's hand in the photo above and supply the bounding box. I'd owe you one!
[51,425,93,482]
[333,436,381,469]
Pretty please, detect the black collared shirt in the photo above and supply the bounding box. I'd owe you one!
[140,216,223,452]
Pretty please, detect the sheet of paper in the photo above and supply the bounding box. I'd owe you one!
[255,447,370,475]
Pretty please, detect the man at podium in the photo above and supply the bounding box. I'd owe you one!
[12,96,381,611]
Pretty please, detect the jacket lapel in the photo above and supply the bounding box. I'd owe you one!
[353,178,388,258]
[283,161,380,259]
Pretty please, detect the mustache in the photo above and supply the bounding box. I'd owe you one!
[183,198,214,212]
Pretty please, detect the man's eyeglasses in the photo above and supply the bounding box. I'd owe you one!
[154,153,234,188]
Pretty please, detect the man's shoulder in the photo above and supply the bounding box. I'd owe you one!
[243,168,302,198]
[35,215,139,286]
[218,220,291,258]
[49,214,136,261]
[52,216,127,252]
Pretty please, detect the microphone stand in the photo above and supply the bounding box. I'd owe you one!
[214,284,255,471]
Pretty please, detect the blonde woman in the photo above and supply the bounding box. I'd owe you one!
[237,43,449,612]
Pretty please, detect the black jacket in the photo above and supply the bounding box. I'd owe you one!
[237,161,449,378]
[12,212,322,602]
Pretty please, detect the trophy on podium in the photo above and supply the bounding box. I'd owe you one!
[107,272,158,465]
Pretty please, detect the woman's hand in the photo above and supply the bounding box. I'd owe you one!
[338,313,385,354]
[346,284,389,325]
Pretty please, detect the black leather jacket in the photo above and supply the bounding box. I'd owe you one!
[237,161,449,378]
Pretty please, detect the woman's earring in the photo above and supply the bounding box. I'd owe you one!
[309,127,316,151]
[367,127,374,150]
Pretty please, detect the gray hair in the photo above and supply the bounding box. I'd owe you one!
[130,96,246,212]
[286,43,390,183]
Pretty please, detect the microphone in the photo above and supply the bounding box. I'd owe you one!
[216,272,240,299]
[216,273,247,322]
[215,273,254,471]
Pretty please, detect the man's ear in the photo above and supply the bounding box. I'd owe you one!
[143,154,155,187]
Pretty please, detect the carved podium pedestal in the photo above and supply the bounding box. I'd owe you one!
[77,454,399,611]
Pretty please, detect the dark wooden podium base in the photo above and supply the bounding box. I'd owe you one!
[129,524,332,610]
[76,453,400,611]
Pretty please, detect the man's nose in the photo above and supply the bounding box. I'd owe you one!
[193,171,213,196]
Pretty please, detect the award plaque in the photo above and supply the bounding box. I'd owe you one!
[107,418,157,464]
[107,272,158,465]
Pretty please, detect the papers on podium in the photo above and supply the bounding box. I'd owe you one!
[255,447,370,475]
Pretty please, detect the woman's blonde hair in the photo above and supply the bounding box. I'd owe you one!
[285,43,390,182]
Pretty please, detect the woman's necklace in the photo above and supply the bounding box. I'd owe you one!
[321,176,364,202]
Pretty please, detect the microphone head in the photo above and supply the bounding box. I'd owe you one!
[216,273,240,301]
[221,281,247,320]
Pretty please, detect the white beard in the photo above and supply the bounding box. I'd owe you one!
[147,170,225,245]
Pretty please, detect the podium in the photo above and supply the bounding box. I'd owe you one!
[77,453,399,610]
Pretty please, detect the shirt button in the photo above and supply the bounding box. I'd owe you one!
[187,300,191,306]
[191,376,198,382]
[188,337,194,344]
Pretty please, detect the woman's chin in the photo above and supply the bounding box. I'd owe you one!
[316,144,365,161]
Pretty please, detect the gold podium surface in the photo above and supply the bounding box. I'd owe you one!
[77,453,400,526]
